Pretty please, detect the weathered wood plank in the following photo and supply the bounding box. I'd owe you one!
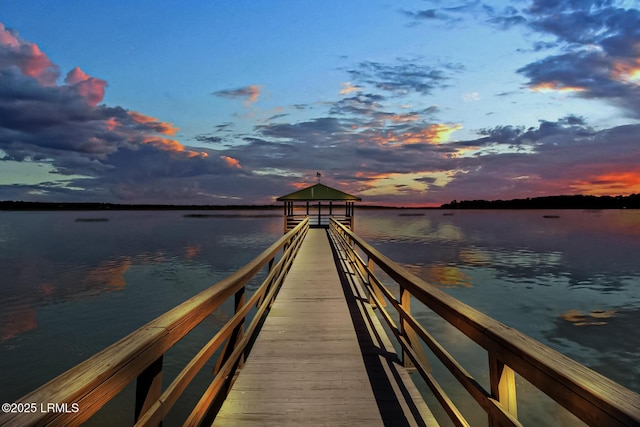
[213,229,385,425]
[332,219,640,427]
[213,228,437,426]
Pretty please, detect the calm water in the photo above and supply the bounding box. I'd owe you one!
[1,209,639,425]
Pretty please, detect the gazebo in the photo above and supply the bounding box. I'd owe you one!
[276,183,361,232]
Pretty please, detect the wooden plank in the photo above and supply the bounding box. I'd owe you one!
[332,221,640,427]
[347,270,440,427]
[213,229,387,426]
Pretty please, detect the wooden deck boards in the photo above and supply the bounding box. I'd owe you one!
[213,229,436,426]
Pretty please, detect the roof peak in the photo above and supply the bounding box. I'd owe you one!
[276,183,361,201]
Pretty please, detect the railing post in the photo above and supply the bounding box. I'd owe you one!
[366,256,385,308]
[399,286,430,370]
[234,286,246,369]
[489,354,517,425]
[135,355,163,425]
[213,286,246,376]
[399,286,413,368]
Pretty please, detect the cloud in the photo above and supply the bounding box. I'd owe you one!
[212,84,261,106]
[0,22,232,203]
[5,11,640,207]
[462,92,480,102]
[367,123,463,146]
[257,117,346,141]
[194,135,223,144]
[400,1,497,26]
[346,60,455,95]
[339,82,362,95]
[0,22,59,86]
[220,155,241,169]
[64,66,107,106]
[128,111,180,136]
[459,1,640,118]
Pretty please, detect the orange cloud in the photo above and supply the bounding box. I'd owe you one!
[611,58,640,84]
[142,136,206,158]
[290,181,310,189]
[384,113,421,123]
[64,66,107,106]
[128,111,179,135]
[530,81,586,93]
[369,123,462,146]
[243,85,260,105]
[105,117,118,131]
[220,155,241,168]
[339,82,361,95]
[357,170,454,198]
[572,170,640,195]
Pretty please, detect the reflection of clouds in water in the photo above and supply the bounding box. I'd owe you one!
[403,263,472,288]
[461,247,563,269]
[560,309,616,326]
[220,233,279,248]
[84,258,131,290]
[430,223,464,242]
[184,245,201,259]
[458,247,491,265]
[360,209,640,402]
[548,307,640,392]
[358,214,464,243]
[0,305,37,341]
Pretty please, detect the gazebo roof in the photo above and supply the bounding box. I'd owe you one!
[276,183,361,202]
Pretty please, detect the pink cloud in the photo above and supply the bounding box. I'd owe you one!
[0,22,59,86]
[0,23,20,48]
[64,66,107,106]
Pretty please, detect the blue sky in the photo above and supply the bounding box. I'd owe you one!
[2,0,640,205]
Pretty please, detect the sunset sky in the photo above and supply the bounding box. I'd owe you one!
[2,1,640,206]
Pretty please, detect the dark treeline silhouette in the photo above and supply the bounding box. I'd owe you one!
[441,194,640,209]
[0,201,280,211]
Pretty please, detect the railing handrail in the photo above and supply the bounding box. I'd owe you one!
[328,218,640,426]
[0,218,309,427]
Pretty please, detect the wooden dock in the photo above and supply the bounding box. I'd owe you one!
[214,229,436,426]
[2,216,639,427]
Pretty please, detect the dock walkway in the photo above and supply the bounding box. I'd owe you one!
[213,229,436,426]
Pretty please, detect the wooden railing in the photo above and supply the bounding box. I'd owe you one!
[328,218,640,427]
[0,218,309,427]
[284,214,353,231]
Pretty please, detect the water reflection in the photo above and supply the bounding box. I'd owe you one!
[85,258,131,290]
[357,209,640,400]
[403,263,472,288]
[560,309,616,326]
[0,210,283,406]
[1,208,639,424]
[0,305,37,342]
[184,244,201,259]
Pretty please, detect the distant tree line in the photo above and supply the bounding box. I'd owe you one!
[0,201,280,211]
[441,194,640,209]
